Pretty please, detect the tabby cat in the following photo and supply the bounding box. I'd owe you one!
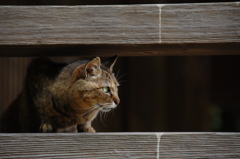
[0,56,120,133]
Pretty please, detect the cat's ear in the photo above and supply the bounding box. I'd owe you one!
[84,57,101,78]
[72,57,101,80]
[102,55,118,72]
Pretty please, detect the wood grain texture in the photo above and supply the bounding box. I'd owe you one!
[161,2,240,43]
[0,133,240,158]
[0,2,239,56]
[0,2,239,45]
[0,5,159,45]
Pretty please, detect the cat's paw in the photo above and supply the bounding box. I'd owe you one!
[56,125,78,133]
[77,124,96,133]
[83,126,96,133]
[40,123,53,132]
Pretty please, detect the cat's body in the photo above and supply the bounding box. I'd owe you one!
[0,56,120,133]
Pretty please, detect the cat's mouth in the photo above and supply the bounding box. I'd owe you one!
[98,103,116,112]
[100,107,112,112]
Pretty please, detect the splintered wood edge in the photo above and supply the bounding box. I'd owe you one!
[0,133,240,158]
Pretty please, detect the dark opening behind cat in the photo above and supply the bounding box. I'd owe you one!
[0,56,120,133]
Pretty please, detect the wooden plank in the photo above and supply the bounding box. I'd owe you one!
[161,2,240,43]
[0,2,239,45]
[0,133,240,158]
[0,2,239,56]
[0,5,159,45]
[160,133,240,158]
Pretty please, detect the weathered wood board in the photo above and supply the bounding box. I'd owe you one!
[0,133,240,158]
[0,2,239,56]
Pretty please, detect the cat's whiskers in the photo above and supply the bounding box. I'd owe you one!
[117,72,128,82]
[73,105,96,110]
[81,92,89,101]
[118,80,128,84]
[111,109,115,118]
[99,109,104,126]
[98,102,113,106]
[81,105,99,117]
[115,69,121,80]
[99,107,108,127]
[103,109,109,121]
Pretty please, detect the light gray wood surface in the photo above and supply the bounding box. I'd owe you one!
[0,2,239,56]
[0,133,240,158]
[161,2,240,44]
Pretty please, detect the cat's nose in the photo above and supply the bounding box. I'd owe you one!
[114,99,120,105]
[112,94,120,105]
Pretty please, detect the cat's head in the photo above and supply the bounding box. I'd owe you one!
[67,56,120,115]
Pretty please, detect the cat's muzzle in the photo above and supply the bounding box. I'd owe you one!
[98,103,117,112]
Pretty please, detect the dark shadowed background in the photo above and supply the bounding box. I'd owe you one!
[0,0,239,132]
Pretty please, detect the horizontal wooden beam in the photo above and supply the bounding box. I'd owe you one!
[0,2,239,45]
[1,133,240,158]
[0,2,239,56]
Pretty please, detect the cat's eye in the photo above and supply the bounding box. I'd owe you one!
[102,87,110,93]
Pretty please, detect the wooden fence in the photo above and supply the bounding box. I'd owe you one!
[0,2,240,158]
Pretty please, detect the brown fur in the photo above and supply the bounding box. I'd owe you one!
[0,56,120,133]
